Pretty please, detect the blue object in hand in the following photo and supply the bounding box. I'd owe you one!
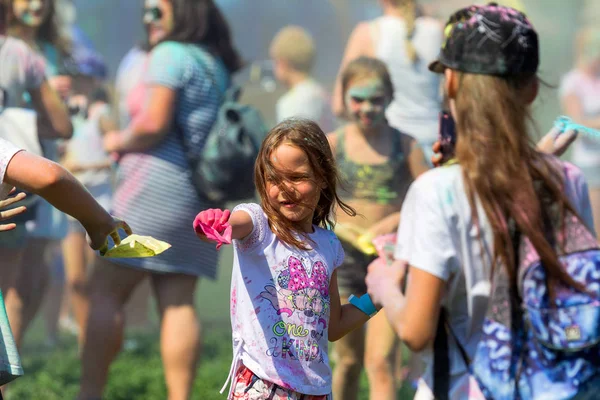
[348,293,378,318]
[554,116,600,139]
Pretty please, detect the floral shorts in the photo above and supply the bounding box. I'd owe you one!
[231,365,331,400]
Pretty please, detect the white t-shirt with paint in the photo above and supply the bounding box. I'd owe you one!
[394,160,594,400]
[228,203,344,395]
[0,138,22,201]
[0,36,46,109]
[276,79,335,133]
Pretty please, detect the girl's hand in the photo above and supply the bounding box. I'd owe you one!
[104,131,123,154]
[0,190,27,232]
[366,258,408,307]
[85,215,133,256]
[431,141,450,167]
[193,209,232,249]
[48,75,72,100]
[536,126,578,157]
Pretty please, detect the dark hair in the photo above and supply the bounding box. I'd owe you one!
[341,56,395,112]
[3,0,71,56]
[254,118,356,250]
[158,0,242,73]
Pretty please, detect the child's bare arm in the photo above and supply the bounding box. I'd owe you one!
[328,271,371,342]
[4,151,129,251]
[228,210,254,240]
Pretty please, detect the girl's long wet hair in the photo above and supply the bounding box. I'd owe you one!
[454,71,585,297]
[254,118,356,250]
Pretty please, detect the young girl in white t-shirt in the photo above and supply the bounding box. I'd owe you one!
[194,118,378,399]
[365,4,596,400]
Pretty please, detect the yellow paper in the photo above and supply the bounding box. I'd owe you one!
[334,223,377,256]
[104,234,172,258]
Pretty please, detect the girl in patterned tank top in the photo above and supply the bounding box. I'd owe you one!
[326,56,430,400]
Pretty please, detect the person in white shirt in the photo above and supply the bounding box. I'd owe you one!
[365,4,595,400]
[270,26,335,132]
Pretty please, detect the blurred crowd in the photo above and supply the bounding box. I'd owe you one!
[0,1,599,400]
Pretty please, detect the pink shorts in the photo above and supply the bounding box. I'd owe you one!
[231,365,331,400]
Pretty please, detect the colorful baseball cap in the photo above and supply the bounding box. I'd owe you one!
[429,2,539,77]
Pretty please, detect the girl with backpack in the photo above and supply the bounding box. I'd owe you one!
[366,4,597,399]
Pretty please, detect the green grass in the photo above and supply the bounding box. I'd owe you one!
[7,244,416,399]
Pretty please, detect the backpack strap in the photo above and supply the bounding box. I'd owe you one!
[433,309,451,400]
[433,308,472,400]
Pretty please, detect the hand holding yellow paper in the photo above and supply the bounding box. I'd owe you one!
[334,223,377,256]
[103,234,172,258]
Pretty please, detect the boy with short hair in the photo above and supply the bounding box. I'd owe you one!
[270,25,335,131]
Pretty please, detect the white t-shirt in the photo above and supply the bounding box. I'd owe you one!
[228,203,344,395]
[66,104,112,187]
[0,36,46,109]
[559,69,600,168]
[394,160,594,400]
[0,138,22,201]
[276,79,335,133]
[373,16,443,145]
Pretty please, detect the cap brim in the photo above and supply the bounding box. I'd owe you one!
[428,60,446,74]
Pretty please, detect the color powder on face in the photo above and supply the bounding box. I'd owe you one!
[14,0,46,27]
[345,78,389,128]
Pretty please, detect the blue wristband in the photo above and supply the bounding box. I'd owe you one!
[348,293,378,318]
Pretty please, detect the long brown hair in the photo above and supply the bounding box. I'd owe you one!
[3,0,71,55]
[254,118,356,250]
[453,72,584,296]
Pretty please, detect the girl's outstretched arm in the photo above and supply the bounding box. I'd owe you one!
[228,209,255,240]
[328,270,371,342]
[4,151,130,252]
[194,208,255,245]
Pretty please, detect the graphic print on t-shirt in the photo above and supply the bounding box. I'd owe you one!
[260,254,330,363]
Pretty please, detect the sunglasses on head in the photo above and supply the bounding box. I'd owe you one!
[143,6,162,24]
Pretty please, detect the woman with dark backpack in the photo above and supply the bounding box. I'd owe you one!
[366,4,597,399]
[78,1,242,399]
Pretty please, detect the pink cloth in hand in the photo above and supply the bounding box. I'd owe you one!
[193,210,232,250]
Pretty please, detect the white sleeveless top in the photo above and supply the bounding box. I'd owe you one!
[372,15,443,145]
